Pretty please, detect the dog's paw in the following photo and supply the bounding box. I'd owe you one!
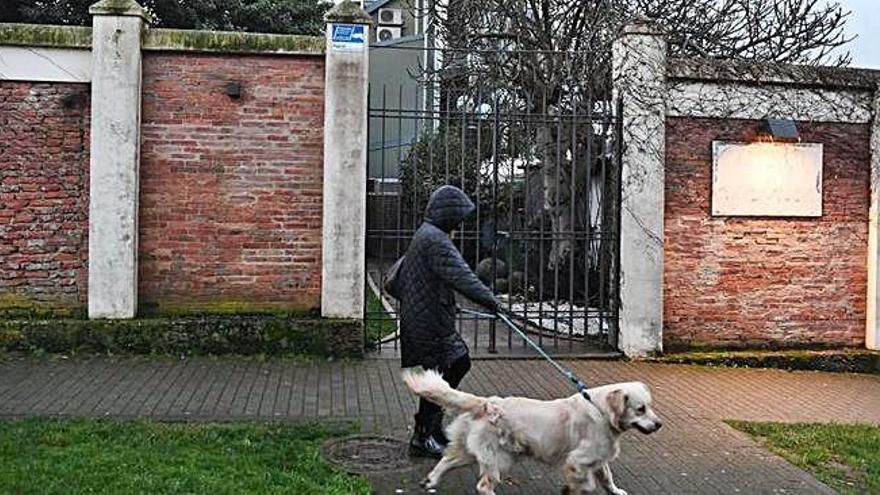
[610,489,628,495]
[420,476,437,490]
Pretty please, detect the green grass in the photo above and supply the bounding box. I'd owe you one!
[728,421,880,495]
[365,288,397,346]
[0,418,370,495]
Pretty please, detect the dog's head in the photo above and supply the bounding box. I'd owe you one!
[605,382,662,434]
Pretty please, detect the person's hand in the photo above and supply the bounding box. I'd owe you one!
[483,296,495,312]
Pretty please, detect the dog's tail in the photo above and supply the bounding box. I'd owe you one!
[402,369,486,413]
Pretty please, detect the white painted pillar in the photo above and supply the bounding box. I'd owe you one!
[866,87,880,350]
[87,0,148,318]
[612,18,666,356]
[321,1,371,319]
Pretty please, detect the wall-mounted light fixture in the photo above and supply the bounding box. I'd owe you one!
[225,82,242,99]
[765,118,799,142]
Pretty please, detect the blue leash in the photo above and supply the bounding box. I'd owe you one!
[461,308,592,402]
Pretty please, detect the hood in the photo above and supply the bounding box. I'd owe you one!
[424,185,475,232]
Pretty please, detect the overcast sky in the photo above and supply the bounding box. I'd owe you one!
[839,0,879,68]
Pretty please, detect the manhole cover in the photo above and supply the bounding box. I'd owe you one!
[322,435,412,474]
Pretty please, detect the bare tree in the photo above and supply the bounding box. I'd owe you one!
[423,0,851,64]
[398,0,852,304]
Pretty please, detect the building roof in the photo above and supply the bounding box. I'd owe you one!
[365,0,395,14]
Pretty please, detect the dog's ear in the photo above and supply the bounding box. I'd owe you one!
[606,389,628,426]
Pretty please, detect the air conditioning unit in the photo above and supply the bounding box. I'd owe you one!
[376,26,402,42]
[378,8,404,26]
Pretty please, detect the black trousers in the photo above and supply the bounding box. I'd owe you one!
[414,354,471,428]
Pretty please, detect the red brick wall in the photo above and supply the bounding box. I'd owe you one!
[665,118,869,349]
[0,82,90,315]
[138,53,325,314]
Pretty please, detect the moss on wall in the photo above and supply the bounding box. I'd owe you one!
[0,293,86,319]
[144,28,323,55]
[0,23,91,48]
[138,299,317,317]
[0,23,322,55]
[656,349,880,374]
[0,316,363,358]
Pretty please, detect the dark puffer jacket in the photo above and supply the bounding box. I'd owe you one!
[397,186,498,369]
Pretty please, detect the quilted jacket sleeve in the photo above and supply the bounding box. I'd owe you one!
[429,236,499,311]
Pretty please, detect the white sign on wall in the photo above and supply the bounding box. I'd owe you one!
[711,141,823,217]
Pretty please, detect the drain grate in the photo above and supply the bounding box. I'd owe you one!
[322,435,413,474]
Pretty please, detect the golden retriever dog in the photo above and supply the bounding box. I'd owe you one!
[402,369,662,494]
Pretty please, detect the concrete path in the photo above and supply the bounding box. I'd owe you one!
[1,356,878,494]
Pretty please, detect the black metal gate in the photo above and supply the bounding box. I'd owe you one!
[364,44,622,357]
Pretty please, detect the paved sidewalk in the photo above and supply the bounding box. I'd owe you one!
[1,356,878,494]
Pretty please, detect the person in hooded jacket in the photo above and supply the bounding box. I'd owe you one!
[394,185,499,458]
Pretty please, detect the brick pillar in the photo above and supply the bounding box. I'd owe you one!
[87,0,148,318]
[612,17,666,356]
[321,1,371,319]
[867,87,880,350]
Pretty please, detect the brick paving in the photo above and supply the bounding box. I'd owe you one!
[1,356,878,494]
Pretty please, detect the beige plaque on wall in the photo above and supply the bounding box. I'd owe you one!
[711,141,823,217]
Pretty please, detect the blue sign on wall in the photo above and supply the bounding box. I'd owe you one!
[331,24,366,52]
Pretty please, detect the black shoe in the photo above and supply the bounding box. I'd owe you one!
[431,415,449,447]
[409,426,444,459]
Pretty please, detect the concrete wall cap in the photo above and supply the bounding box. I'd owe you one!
[144,28,324,55]
[668,57,880,90]
[623,15,663,35]
[0,23,92,48]
[89,0,151,22]
[324,0,373,25]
